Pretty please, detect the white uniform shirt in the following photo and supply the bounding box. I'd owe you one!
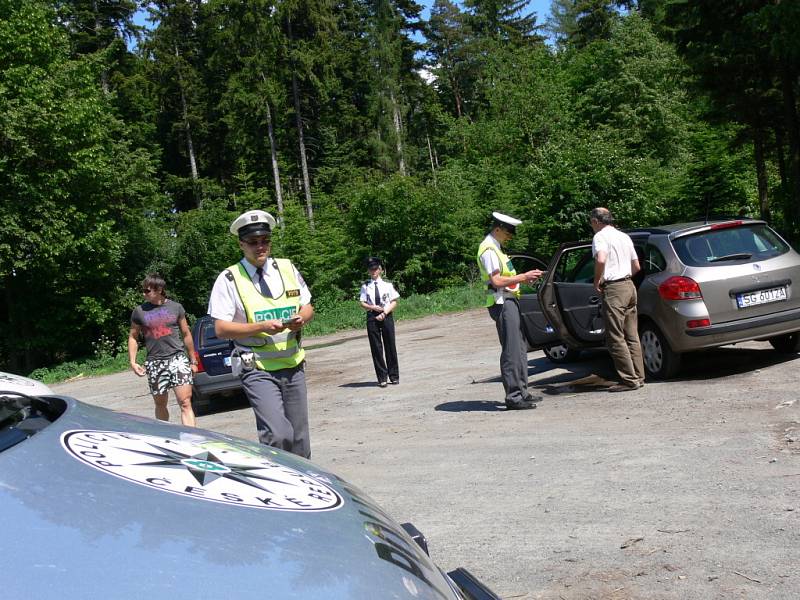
[479,234,509,305]
[208,258,311,323]
[592,226,637,281]
[359,277,399,307]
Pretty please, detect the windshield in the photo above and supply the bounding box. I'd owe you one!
[673,224,790,267]
[0,393,66,453]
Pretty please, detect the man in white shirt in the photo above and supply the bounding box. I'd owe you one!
[207,210,314,457]
[590,207,645,392]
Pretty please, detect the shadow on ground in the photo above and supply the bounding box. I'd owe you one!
[338,381,383,389]
[528,344,800,390]
[676,345,799,381]
[435,400,505,412]
[194,391,250,416]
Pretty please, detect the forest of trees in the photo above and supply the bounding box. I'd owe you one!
[1,0,799,373]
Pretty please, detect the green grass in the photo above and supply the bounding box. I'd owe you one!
[31,283,486,384]
[29,351,145,385]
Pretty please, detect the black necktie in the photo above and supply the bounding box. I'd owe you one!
[373,281,381,306]
[255,267,271,297]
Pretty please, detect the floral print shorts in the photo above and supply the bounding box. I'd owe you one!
[145,355,193,396]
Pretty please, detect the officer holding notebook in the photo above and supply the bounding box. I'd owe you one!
[208,210,314,457]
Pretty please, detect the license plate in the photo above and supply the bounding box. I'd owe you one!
[736,286,787,308]
[224,356,232,367]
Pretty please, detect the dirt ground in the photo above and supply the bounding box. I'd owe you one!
[53,308,800,599]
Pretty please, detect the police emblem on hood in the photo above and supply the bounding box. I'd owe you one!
[61,430,343,511]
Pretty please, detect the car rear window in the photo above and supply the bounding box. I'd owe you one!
[201,320,222,346]
[673,224,790,267]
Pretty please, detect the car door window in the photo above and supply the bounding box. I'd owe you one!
[555,247,595,283]
[510,255,548,294]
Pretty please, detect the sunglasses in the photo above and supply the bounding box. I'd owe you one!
[242,237,271,247]
[142,288,155,293]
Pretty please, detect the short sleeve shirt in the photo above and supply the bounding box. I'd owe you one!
[479,234,508,305]
[479,234,503,278]
[592,226,637,281]
[131,299,186,360]
[208,258,312,323]
[359,278,400,306]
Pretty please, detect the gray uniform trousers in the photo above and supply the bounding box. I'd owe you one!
[241,363,310,458]
[488,299,530,404]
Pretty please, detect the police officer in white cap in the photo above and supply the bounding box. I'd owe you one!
[207,210,314,457]
[477,212,544,410]
[359,256,400,387]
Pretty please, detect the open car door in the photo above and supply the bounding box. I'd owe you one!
[538,242,606,349]
[510,254,561,350]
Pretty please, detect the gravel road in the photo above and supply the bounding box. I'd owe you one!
[53,308,800,599]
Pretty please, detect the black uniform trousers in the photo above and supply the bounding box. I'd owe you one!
[367,313,399,383]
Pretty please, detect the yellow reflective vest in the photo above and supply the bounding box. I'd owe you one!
[476,236,520,307]
[227,260,305,371]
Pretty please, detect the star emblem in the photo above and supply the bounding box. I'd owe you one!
[61,430,343,512]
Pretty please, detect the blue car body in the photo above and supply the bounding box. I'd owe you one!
[0,379,496,599]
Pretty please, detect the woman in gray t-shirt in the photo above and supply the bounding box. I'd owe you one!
[128,274,198,426]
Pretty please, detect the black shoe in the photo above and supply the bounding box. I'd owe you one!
[378,381,388,388]
[523,395,543,403]
[390,379,399,385]
[506,400,536,410]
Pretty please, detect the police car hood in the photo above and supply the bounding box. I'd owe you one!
[1,395,458,599]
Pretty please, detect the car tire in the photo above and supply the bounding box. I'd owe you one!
[543,344,581,363]
[639,322,681,379]
[769,332,800,353]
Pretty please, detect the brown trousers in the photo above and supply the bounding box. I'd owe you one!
[602,280,645,387]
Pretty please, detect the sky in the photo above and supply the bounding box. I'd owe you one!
[133,0,554,35]
[418,0,552,22]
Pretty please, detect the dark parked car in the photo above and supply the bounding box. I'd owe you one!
[1,374,497,599]
[191,315,241,412]
[515,219,800,378]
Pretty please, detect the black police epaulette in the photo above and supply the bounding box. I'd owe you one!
[225,270,234,281]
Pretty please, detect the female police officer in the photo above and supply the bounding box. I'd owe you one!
[359,257,400,387]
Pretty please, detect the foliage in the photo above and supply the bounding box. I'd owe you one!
[32,283,486,382]
[0,0,160,373]
[0,2,792,374]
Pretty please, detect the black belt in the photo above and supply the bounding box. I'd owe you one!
[602,276,631,287]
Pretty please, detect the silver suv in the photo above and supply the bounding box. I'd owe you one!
[515,219,800,378]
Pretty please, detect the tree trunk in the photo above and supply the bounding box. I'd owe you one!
[779,63,800,219]
[449,74,463,118]
[285,18,314,229]
[260,74,284,226]
[175,45,200,208]
[4,274,34,373]
[265,104,284,226]
[775,125,788,192]
[390,91,406,176]
[427,134,437,185]
[94,0,110,94]
[753,128,770,221]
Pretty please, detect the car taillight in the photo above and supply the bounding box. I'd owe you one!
[686,318,711,328]
[193,350,205,373]
[658,276,703,300]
